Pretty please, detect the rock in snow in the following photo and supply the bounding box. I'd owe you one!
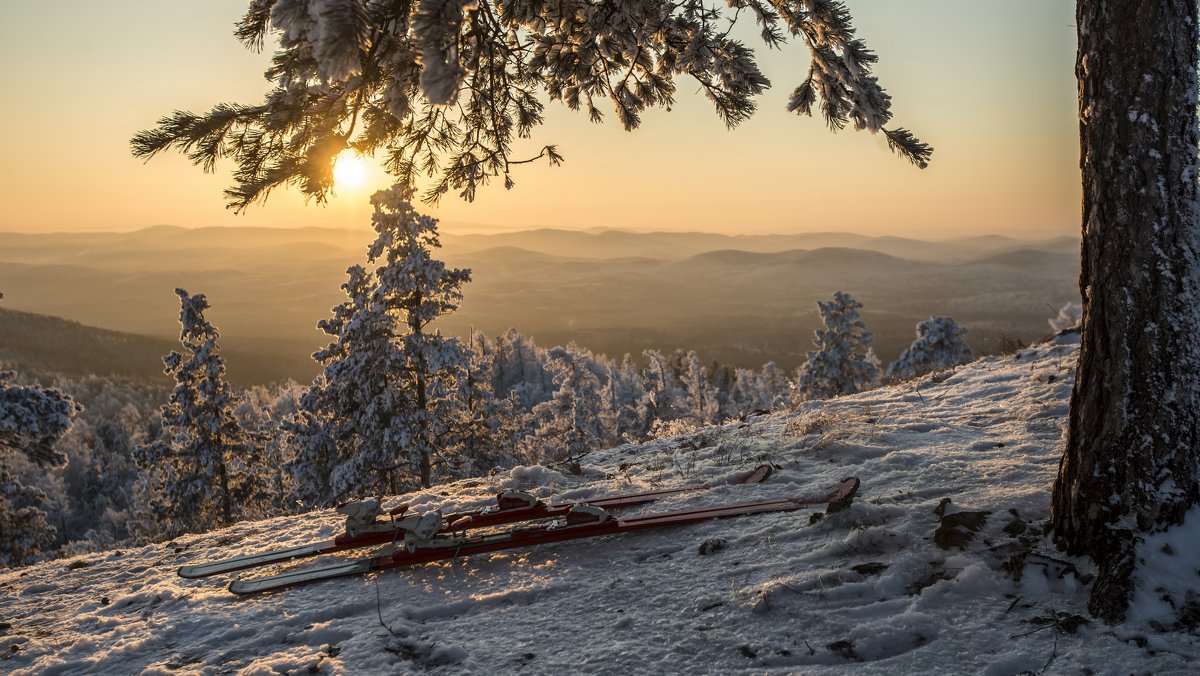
[2,333,1198,673]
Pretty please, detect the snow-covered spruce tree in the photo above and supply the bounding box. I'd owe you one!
[526,345,607,464]
[795,291,880,400]
[0,370,80,566]
[885,316,973,381]
[641,349,684,425]
[1050,0,1200,624]
[492,328,553,410]
[728,362,790,417]
[235,381,305,516]
[285,264,374,507]
[131,0,930,209]
[679,350,720,426]
[446,330,519,477]
[291,187,470,499]
[133,290,261,537]
[603,354,648,444]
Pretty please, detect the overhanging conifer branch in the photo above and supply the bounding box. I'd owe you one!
[133,0,932,209]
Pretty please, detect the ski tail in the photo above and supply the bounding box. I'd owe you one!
[178,539,340,579]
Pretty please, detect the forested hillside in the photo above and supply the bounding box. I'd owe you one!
[0,307,317,386]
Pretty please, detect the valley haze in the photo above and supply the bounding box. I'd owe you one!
[0,226,1078,385]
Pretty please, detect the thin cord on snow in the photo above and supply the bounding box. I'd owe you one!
[375,577,398,636]
[1038,631,1059,675]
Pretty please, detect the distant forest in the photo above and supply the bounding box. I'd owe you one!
[0,227,1079,386]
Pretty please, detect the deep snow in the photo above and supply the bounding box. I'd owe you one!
[2,333,1198,674]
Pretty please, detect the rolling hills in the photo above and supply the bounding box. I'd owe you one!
[0,226,1080,381]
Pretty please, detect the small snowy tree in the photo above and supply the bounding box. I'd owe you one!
[795,291,880,400]
[444,330,518,477]
[604,354,648,444]
[728,362,790,416]
[679,351,720,426]
[0,370,80,566]
[134,289,260,537]
[291,187,470,499]
[526,345,607,463]
[886,316,974,380]
[493,328,553,410]
[641,349,684,425]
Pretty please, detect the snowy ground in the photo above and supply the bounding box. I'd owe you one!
[3,333,1199,674]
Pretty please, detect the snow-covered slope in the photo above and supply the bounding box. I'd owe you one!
[3,334,1198,674]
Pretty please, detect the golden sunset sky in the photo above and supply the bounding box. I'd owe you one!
[0,1,1077,237]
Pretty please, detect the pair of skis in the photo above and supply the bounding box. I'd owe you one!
[177,467,859,595]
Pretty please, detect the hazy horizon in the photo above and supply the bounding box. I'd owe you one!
[0,221,1080,243]
[0,227,1079,386]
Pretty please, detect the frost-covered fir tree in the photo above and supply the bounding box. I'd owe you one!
[728,362,790,417]
[641,349,684,424]
[679,351,720,426]
[445,330,519,477]
[133,0,930,210]
[603,354,648,444]
[291,187,470,499]
[133,289,259,538]
[287,265,379,506]
[885,316,973,381]
[795,292,880,400]
[235,381,305,516]
[492,328,553,410]
[526,345,607,463]
[0,369,80,566]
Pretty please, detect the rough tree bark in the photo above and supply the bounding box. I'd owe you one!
[1051,0,1200,624]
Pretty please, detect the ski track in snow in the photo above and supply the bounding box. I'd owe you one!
[3,334,1199,674]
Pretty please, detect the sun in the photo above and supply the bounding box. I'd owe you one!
[332,152,369,191]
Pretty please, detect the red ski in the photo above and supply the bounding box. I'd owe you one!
[179,465,774,579]
[226,477,859,595]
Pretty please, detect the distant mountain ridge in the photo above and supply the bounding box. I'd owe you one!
[0,225,1080,378]
[439,228,1078,262]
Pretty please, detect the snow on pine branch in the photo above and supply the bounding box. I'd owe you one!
[131,0,932,210]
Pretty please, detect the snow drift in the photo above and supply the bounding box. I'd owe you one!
[2,333,1198,674]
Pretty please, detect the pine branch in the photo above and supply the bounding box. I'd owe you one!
[133,0,932,209]
[884,127,933,169]
[234,0,276,52]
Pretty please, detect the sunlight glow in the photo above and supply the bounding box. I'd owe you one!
[333,152,369,191]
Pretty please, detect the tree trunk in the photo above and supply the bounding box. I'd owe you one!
[217,455,232,527]
[410,291,433,489]
[1051,0,1200,624]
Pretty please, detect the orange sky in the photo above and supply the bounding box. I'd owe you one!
[0,1,1078,238]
